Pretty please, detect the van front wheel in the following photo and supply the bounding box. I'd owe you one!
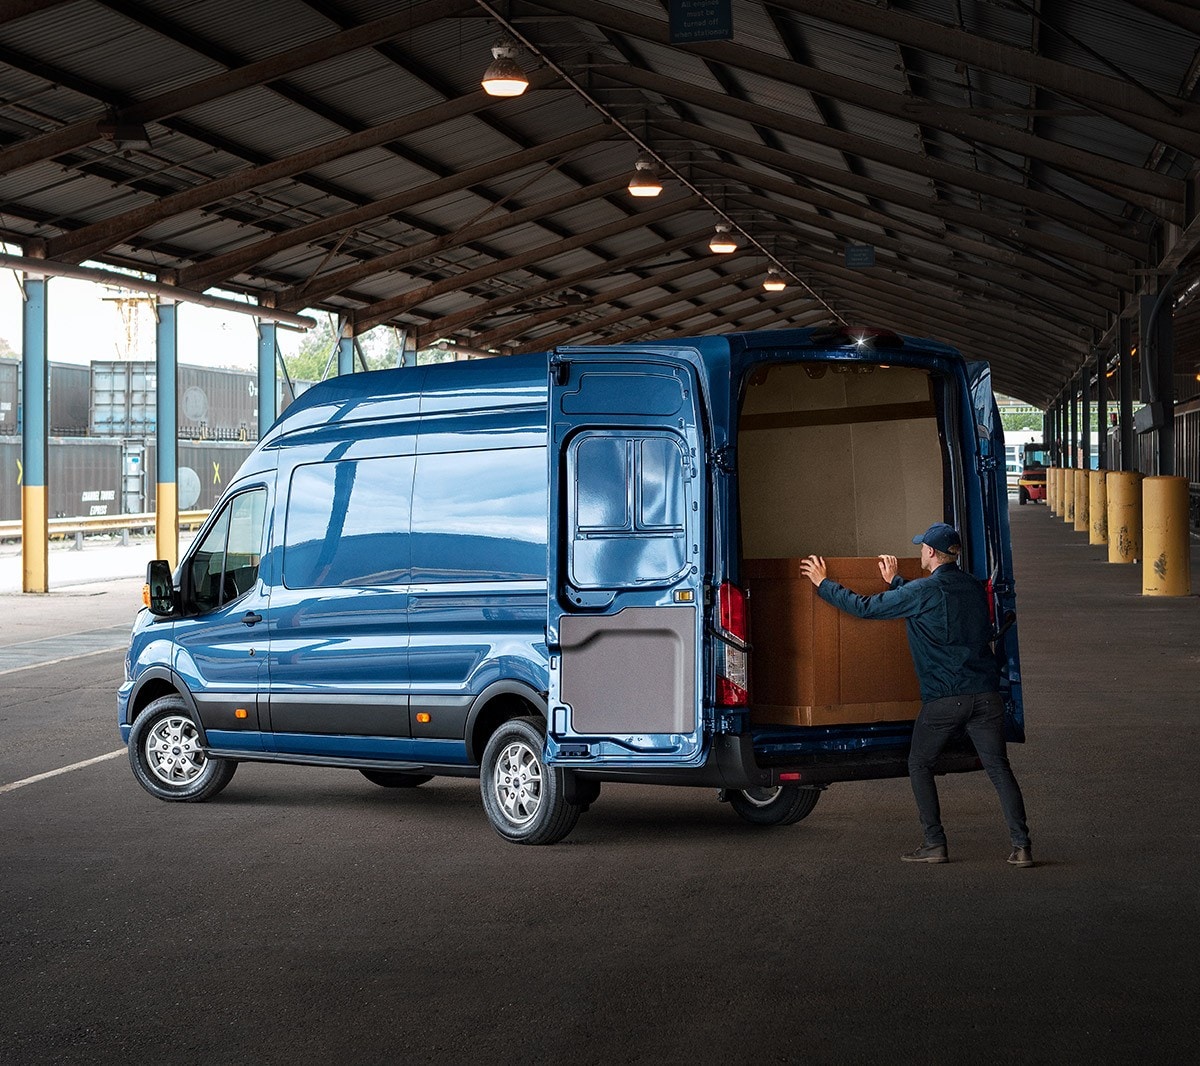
[128,695,236,802]
[727,785,820,826]
[480,717,581,845]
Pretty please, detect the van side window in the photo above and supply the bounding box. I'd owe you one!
[283,457,414,588]
[411,447,546,582]
[189,488,266,613]
[568,433,686,589]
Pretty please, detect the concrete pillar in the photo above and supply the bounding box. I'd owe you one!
[1047,466,1057,515]
[155,297,178,568]
[21,271,48,593]
[1063,463,1076,525]
[1089,470,1107,545]
[1106,471,1142,563]
[1073,468,1089,532]
[1142,476,1190,595]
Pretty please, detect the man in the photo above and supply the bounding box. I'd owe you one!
[797,523,1033,867]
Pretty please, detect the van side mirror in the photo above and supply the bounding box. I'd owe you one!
[146,560,177,616]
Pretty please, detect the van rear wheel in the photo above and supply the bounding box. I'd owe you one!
[128,695,236,802]
[480,717,581,845]
[359,769,433,788]
[727,785,820,826]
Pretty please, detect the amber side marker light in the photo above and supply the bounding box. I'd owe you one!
[142,584,150,607]
[235,708,249,720]
[416,712,431,724]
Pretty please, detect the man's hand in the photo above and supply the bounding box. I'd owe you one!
[878,554,898,584]
[799,555,827,587]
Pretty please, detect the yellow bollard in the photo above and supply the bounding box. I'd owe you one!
[1106,471,1142,563]
[1142,476,1191,596]
[1089,470,1108,545]
[1073,469,1089,532]
[1048,467,1058,514]
[1063,468,1076,524]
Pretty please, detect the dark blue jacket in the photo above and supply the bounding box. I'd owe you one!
[816,564,1000,702]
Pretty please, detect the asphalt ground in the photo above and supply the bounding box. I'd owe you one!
[1,504,1198,1064]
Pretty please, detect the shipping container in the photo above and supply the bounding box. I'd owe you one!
[145,440,255,512]
[49,362,91,436]
[49,437,125,519]
[0,359,16,435]
[0,436,18,521]
[90,360,312,441]
[0,359,94,436]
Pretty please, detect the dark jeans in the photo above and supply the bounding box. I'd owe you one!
[908,690,1030,849]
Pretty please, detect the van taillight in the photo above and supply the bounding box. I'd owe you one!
[717,582,750,707]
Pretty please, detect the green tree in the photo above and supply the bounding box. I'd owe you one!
[282,317,337,382]
[1000,410,1043,432]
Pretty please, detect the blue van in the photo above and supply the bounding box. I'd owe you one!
[120,327,1022,844]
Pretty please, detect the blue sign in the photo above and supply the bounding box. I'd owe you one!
[669,0,733,44]
[845,245,876,268]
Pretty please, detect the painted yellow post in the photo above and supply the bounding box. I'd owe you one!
[1088,471,1107,545]
[1063,468,1076,524]
[1047,467,1057,514]
[1106,471,1142,563]
[21,485,48,592]
[155,481,178,569]
[1142,476,1191,596]
[1073,469,1089,532]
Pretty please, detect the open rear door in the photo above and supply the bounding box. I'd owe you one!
[546,347,708,768]
[967,360,1025,742]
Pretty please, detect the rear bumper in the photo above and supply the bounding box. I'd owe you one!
[573,733,983,790]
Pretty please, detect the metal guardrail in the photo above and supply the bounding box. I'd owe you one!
[0,510,210,547]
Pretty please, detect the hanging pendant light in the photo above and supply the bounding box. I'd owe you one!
[709,224,738,254]
[763,267,787,291]
[627,155,663,197]
[481,39,529,97]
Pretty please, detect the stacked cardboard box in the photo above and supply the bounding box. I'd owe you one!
[744,556,924,727]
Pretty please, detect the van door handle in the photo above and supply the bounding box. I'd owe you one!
[241,611,263,626]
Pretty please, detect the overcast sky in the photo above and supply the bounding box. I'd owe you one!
[0,257,305,369]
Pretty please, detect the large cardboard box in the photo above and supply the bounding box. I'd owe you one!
[744,556,924,727]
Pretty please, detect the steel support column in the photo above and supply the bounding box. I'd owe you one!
[1119,316,1134,471]
[337,318,354,377]
[1097,349,1109,469]
[155,298,178,567]
[1081,363,1092,469]
[257,320,276,439]
[1069,377,1079,467]
[20,271,48,593]
[1139,283,1176,475]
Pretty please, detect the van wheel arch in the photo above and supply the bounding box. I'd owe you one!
[129,669,198,727]
[466,682,547,765]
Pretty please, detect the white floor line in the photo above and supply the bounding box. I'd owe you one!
[0,748,125,795]
[0,644,126,677]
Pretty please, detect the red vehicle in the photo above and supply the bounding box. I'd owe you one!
[1017,444,1047,505]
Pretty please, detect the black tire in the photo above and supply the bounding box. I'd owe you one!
[727,785,821,826]
[479,717,581,845]
[1018,486,1029,505]
[128,695,236,802]
[359,769,433,788]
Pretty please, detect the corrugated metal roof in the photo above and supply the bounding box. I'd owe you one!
[1,0,1198,402]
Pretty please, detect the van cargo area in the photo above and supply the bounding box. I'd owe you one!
[738,361,943,730]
